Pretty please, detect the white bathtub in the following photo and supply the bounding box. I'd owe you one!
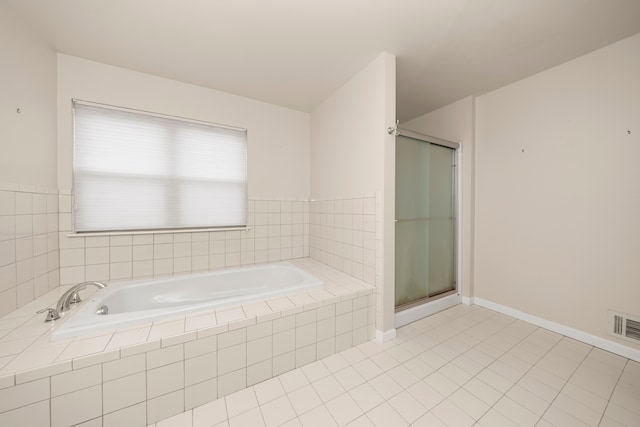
[52,263,323,341]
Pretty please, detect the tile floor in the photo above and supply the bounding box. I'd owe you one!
[150,304,640,427]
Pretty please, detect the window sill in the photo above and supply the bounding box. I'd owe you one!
[66,226,250,237]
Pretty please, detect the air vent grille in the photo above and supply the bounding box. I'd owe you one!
[614,315,624,335]
[608,311,640,343]
[627,319,640,341]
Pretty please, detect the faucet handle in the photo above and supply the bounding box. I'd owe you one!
[37,307,60,322]
[69,292,82,304]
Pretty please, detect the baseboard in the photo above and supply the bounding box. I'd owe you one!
[461,296,473,306]
[395,293,461,328]
[375,328,397,343]
[474,297,640,363]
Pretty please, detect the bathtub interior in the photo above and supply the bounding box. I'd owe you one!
[103,263,321,313]
[50,263,323,341]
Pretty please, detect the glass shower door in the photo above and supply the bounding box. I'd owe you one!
[395,134,456,309]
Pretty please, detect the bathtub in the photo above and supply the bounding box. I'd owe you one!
[52,262,323,340]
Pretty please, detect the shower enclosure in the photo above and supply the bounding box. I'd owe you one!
[395,130,458,311]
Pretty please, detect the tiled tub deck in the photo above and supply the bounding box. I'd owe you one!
[0,258,375,426]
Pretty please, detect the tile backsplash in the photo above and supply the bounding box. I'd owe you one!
[58,196,310,286]
[0,184,60,318]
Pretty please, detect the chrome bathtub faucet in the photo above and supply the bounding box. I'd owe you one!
[37,281,107,322]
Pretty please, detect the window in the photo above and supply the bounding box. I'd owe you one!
[72,101,247,233]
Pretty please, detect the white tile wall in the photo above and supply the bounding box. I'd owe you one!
[310,193,381,288]
[0,184,60,318]
[58,197,310,285]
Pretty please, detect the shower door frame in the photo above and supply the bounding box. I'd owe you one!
[394,128,461,327]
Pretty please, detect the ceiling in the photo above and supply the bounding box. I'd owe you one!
[6,0,640,121]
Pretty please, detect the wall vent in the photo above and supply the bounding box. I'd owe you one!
[608,310,640,343]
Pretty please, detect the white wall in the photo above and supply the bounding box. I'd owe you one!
[310,52,396,334]
[0,4,57,188]
[57,54,310,198]
[310,53,394,198]
[402,97,475,300]
[475,33,640,350]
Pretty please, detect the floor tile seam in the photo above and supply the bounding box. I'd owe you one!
[308,373,345,402]
[537,344,600,427]
[595,358,631,427]
[491,394,543,427]
[356,364,407,405]
[561,345,616,398]
[345,385,384,413]
[256,394,285,427]
[424,347,507,423]
[540,404,594,427]
[443,387,493,423]
[224,386,255,423]
[448,353,487,377]
[564,372,620,406]
[465,319,536,362]
[333,392,379,425]
[301,402,334,427]
[458,370,516,424]
[367,400,409,426]
[509,335,559,360]
[479,330,564,426]
[544,336,593,360]
[498,322,542,344]
[534,333,594,383]
[262,381,301,426]
[453,317,540,383]
[430,400,477,427]
[577,361,629,383]
[553,390,609,426]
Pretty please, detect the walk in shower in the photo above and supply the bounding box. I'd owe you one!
[394,129,458,313]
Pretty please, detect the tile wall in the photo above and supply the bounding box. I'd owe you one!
[57,195,310,286]
[0,289,375,426]
[0,183,60,318]
[310,193,383,330]
[309,193,381,287]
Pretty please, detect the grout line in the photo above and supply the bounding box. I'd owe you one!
[597,359,629,427]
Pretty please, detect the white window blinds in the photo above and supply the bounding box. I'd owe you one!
[72,101,247,233]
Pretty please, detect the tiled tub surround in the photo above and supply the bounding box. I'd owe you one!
[0,184,60,319]
[57,196,310,286]
[0,258,375,426]
[309,193,381,287]
[310,193,385,335]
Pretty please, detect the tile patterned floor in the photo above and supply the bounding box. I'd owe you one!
[151,304,640,427]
